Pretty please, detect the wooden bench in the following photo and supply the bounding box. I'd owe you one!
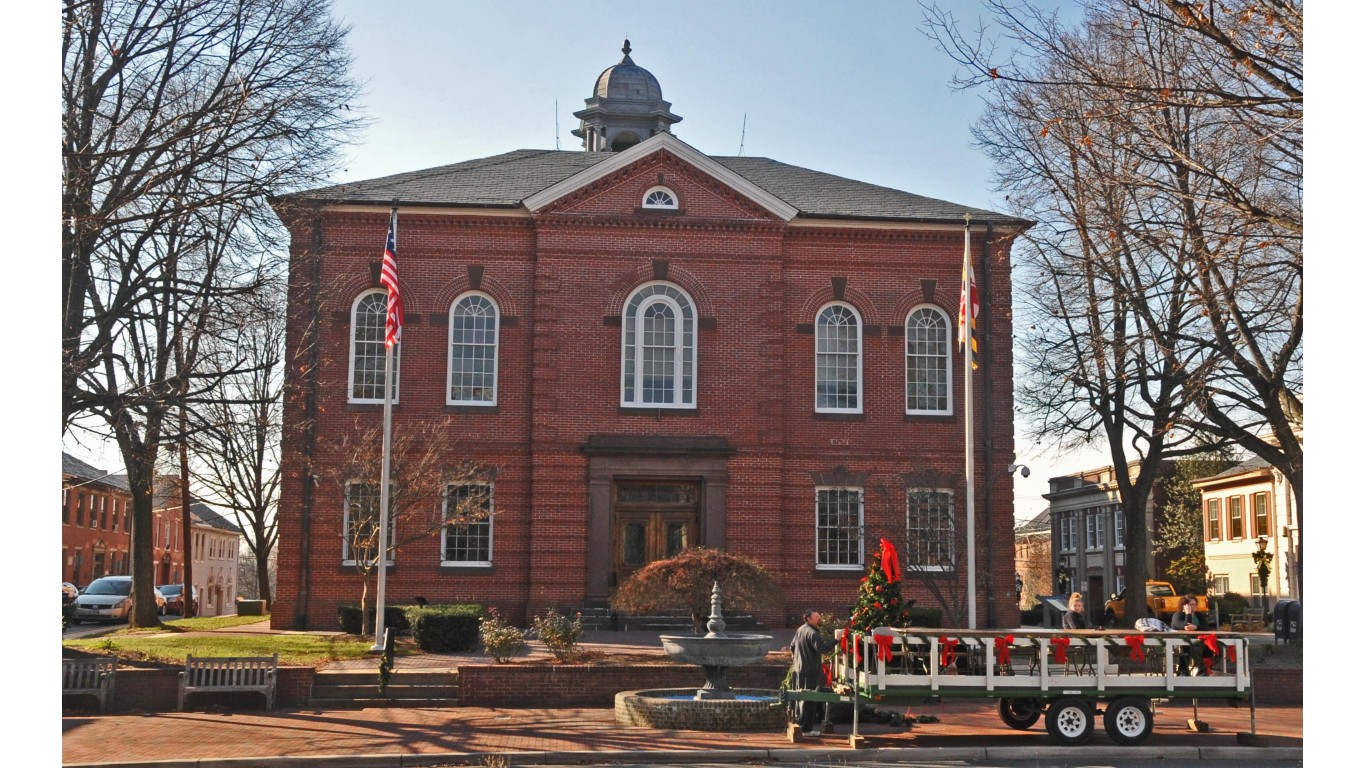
[63,658,117,713]
[178,654,277,711]
[1229,611,1264,631]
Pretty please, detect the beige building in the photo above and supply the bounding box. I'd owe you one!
[188,502,242,616]
[1193,456,1299,612]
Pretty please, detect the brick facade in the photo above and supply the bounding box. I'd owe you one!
[272,138,1024,632]
[62,456,186,588]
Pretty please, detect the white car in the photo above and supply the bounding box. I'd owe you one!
[70,576,165,624]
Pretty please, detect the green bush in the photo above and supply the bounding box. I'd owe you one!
[906,607,943,627]
[406,604,482,652]
[530,609,584,661]
[337,604,412,635]
[479,608,527,663]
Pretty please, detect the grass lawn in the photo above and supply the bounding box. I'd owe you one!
[63,614,383,666]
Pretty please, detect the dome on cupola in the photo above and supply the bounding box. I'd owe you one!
[573,40,682,153]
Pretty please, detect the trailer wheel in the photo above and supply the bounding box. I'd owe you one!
[1103,697,1154,745]
[998,698,1042,730]
[1045,696,1095,745]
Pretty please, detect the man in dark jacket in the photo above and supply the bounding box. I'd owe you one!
[790,610,837,736]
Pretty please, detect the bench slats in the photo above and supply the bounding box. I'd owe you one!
[179,654,277,711]
[63,658,116,713]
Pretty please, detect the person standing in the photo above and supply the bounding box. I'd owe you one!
[790,609,836,736]
[1062,592,1089,630]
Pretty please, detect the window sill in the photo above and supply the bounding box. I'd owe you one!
[904,413,954,423]
[618,406,699,417]
[438,563,494,574]
[813,566,864,578]
[814,412,864,422]
[347,402,400,412]
[446,404,499,414]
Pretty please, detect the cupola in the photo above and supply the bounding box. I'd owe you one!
[572,40,682,153]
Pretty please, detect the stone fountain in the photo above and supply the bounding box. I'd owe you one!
[614,582,786,730]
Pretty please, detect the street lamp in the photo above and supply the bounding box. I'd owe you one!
[1251,535,1274,616]
[1055,558,1070,595]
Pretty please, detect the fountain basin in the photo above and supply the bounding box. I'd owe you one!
[659,633,773,668]
[615,688,786,731]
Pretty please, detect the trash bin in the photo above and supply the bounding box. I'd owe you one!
[1285,600,1301,644]
[1273,599,1292,643]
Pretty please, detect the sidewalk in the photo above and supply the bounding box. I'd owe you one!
[62,621,1303,767]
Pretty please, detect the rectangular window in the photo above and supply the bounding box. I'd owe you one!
[1113,507,1125,549]
[1253,492,1270,537]
[815,487,864,569]
[342,482,396,565]
[76,493,85,526]
[1249,574,1265,598]
[63,488,70,524]
[1228,496,1244,539]
[1060,511,1076,552]
[1213,574,1230,596]
[905,489,955,570]
[442,483,493,565]
[1114,568,1125,595]
[1085,509,1103,550]
[1206,499,1222,541]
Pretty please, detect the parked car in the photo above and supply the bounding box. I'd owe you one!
[70,575,165,624]
[156,584,199,616]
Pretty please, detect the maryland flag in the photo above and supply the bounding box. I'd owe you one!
[957,221,978,369]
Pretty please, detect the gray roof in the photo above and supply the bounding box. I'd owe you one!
[1202,455,1274,481]
[189,502,242,535]
[289,149,1028,226]
[62,452,130,491]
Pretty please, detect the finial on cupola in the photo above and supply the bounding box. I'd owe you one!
[622,39,631,56]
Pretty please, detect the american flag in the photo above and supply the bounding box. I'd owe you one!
[380,209,404,348]
[958,223,978,369]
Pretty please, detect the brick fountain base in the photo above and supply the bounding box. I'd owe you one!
[614,688,787,731]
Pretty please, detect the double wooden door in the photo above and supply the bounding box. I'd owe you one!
[611,480,700,588]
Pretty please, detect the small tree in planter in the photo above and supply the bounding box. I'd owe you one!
[610,548,784,634]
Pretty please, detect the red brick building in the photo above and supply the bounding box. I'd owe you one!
[62,453,185,588]
[272,44,1028,630]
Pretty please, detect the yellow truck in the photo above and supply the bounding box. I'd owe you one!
[1102,581,1208,627]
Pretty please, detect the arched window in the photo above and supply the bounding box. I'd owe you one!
[622,282,696,407]
[349,290,399,403]
[905,305,952,415]
[642,186,678,209]
[815,302,862,412]
[448,293,499,405]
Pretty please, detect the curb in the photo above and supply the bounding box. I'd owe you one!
[64,744,1305,768]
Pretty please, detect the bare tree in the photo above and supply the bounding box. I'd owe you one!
[923,0,1302,606]
[871,470,971,627]
[324,420,492,634]
[62,0,363,626]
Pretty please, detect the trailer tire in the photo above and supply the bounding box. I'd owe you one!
[1045,696,1095,745]
[1103,697,1154,745]
[998,698,1042,730]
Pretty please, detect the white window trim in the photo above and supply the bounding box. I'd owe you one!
[814,485,865,570]
[1085,508,1104,551]
[1113,507,1125,549]
[814,301,863,413]
[905,487,956,572]
[440,481,494,567]
[620,281,697,409]
[348,289,400,405]
[446,291,500,406]
[641,185,679,209]
[341,480,395,566]
[904,304,953,416]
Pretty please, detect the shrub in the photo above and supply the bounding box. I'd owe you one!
[531,609,585,661]
[407,604,482,652]
[337,604,411,636]
[906,607,943,627]
[1212,592,1250,624]
[610,547,784,633]
[479,608,526,663]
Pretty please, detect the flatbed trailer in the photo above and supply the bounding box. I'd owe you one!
[782,626,1257,747]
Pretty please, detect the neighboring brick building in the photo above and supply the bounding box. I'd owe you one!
[62,453,183,588]
[271,43,1029,630]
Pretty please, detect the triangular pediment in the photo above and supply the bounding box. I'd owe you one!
[522,133,798,220]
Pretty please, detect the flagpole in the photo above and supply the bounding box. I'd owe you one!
[963,214,977,630]
[372,207,400,651]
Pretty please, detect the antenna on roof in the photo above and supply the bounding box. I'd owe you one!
[738,113,747,156]
[555,99,561,150]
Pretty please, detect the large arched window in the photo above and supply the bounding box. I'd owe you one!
[905,305,952,415]
[448,292,499,405]
[622,282,696,408]
[349,290,399,403]
[815,302,862,412]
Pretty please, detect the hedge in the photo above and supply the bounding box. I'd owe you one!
[408,604,483,652]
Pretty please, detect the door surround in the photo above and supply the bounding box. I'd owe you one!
[582,434,733,603]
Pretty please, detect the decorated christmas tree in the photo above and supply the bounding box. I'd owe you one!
[847,538,913,633]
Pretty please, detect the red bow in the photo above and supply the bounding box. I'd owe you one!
[994,635,1013,666]
[1198,634,1219,654]
[879,538,902,583]
[822,662,833,687]
[1226,645,1237,664]
[873,634,895,662]
[1124,634,1146,662]
[1051,637,1070,663]
[938,636,959,668]
[1203,656,1215,675]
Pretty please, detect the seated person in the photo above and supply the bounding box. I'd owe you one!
[1169,595,1212,676]
[1062,592,1088,630]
